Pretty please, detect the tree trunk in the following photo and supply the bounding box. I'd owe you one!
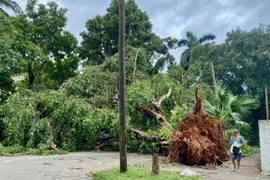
[151,153,160,175]
[28,67,35,86]
[136,87,172,127]
[135,106,171,127]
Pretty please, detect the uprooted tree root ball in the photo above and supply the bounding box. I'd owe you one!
[167,88,229,165]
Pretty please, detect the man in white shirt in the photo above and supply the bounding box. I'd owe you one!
[230,129,245,172]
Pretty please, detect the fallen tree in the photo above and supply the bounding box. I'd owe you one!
[135,88,172,127]
[167,88,229,165]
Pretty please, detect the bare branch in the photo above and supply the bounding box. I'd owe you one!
[35,60,47,75]
[0,89,12,95]
[158,87,172,105]
[132,48,140,83]
[130,127,148,137]
[136,106,171,127]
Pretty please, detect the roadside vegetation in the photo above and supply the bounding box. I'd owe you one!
[92,166,201,180]
[0,143,67,156]
[0,0,268,158]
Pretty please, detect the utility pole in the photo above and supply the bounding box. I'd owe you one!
[119,0,127,173]
[266,87,269,120]
[211,62,217,85]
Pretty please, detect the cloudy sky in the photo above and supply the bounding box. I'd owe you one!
[12,0,270,60]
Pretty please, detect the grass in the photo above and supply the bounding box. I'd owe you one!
[0,143,68,156]
[92,166,201,180]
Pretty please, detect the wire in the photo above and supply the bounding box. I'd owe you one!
[67,0,95,12]
[67,0,107,17]
[64,0,80,7]
[17,0,27,3]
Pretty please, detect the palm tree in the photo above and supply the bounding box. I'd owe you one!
[0,0,22,16]
[203,84,259,128]
[178,31,216,70]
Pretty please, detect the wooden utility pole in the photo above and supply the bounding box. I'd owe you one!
[211,62,217,85]
[266,87,269,120]
[119,0,127,173]
[151,153,160,175]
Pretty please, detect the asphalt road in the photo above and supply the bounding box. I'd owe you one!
[0,152,152,180]
[0,152,269,180]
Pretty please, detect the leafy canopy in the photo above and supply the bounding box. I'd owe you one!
[80,0,177,73]
[10,0,79,88]
[178,31,216,70]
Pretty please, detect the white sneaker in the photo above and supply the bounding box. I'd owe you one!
[232,168,236,172]
[236,169,240,173]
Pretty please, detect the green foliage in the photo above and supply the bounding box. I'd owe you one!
[125,69,214,153]
[0,62,123,151]
[1,89,37,146]
[0,87,118,151]
[92,166,201,180]
[8,0,79,88]
[170,104,192,128]
[0,12,21,102]
[241,145,260,157]
[35,54,80,90]
[178,31,216,70]
[101,45,151,83]
[190,25,270,145]
[1,0,267,153]
[191,24,270,100]
[0,143,68,155]
[203,84,259,128]
[126,74,174,133]
[50,99,117,151]
[80,0,176,72]
[0,143,27,154]
[64,66,118,107]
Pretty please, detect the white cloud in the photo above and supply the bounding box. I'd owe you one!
[216,0,234,6]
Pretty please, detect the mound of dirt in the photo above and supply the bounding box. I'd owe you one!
[167,88,229,165]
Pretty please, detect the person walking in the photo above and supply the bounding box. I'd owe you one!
[230,129,245,172]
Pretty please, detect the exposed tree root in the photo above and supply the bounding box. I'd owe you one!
[167,88,229,165]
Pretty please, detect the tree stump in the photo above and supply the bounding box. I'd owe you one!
[151,153,160,175]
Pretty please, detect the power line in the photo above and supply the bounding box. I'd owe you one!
[67,0,95,12]
[67,0,107,17]
[64,0,80,7]
[17,0,27,3]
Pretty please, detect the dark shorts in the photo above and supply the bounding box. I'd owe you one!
[231,153,242,162]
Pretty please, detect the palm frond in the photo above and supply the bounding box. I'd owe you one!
[0,7,9,16]
[229,112,241,122]
[204,83,257,128]
[181,48,190,58]
[202,100,218,116]
[198,33,216,44]
[227,92,237,107]
[178,39,188,47]
[214,83,226,95]
[0,0,22,14]
[232,95,260,116]
[234,119,250,127]
[186,31,195,40]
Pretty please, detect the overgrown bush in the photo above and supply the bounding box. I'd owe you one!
[0,88,118,151]
[0,62,248,155]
